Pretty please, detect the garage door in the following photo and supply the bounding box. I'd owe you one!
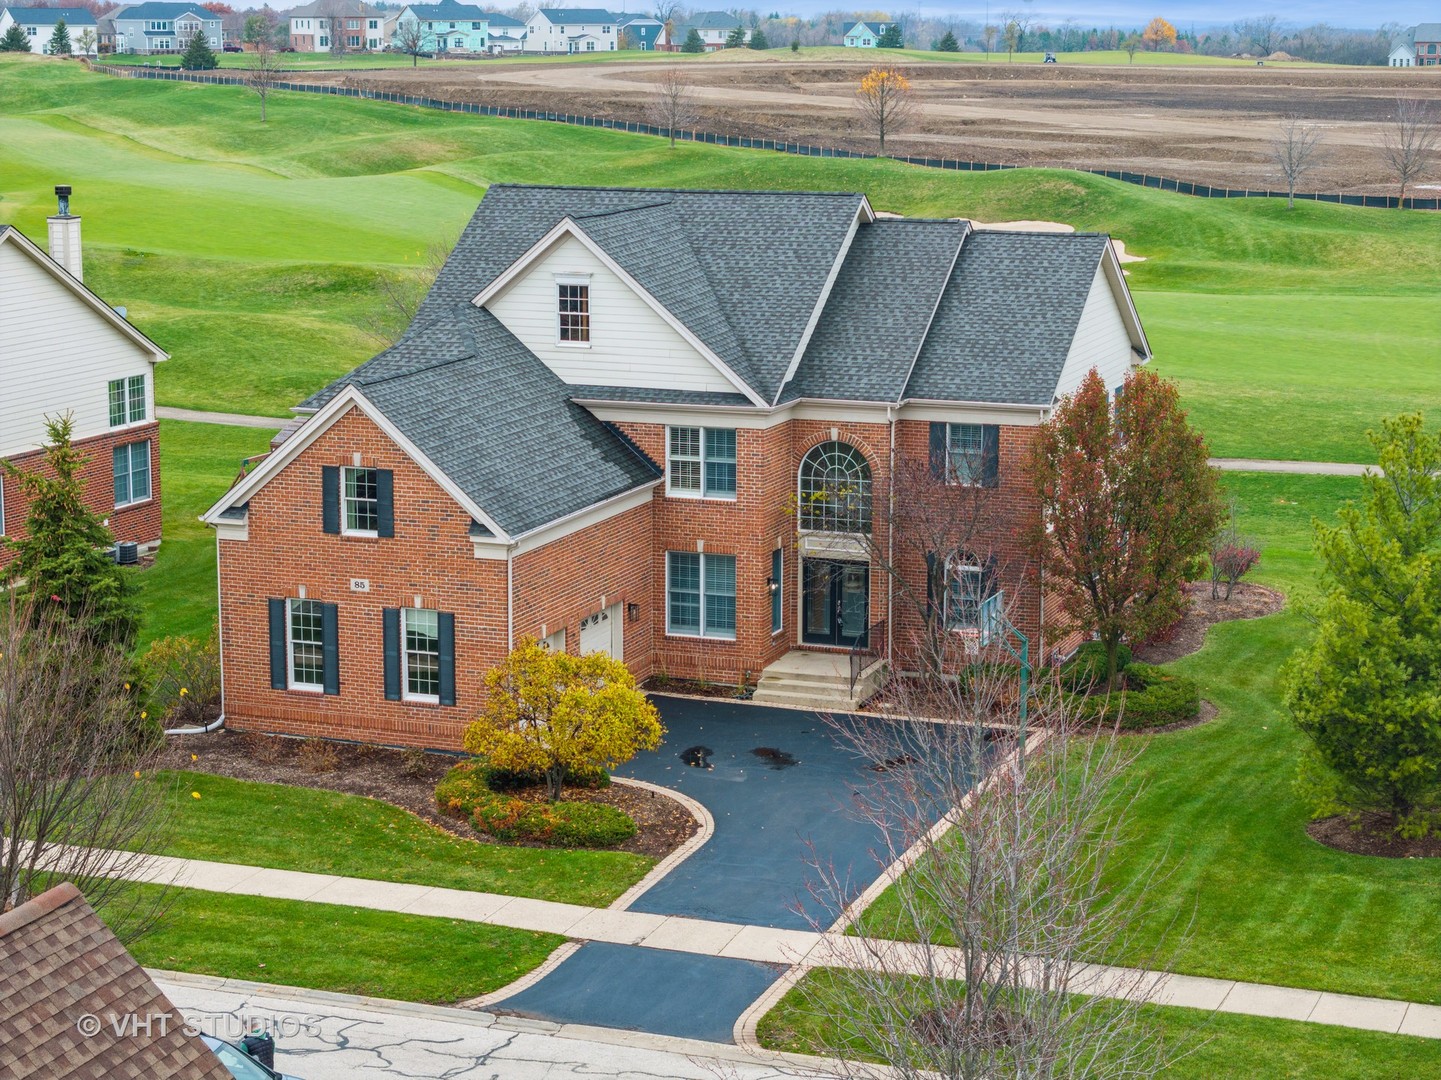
[579,603,623,660]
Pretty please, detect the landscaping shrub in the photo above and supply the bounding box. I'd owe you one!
[298,738,338,774]
[480,762,609,792]
[1060,641,1132,692]
[140,627,220,728]
[1066,661,1200,731]
[434,762,635,848]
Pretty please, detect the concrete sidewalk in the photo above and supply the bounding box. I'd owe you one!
[157,406,289,428]
[1209,457,1369,476]
[111,852,1441,1041]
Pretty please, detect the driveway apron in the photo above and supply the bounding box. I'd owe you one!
[495,697,958,1042]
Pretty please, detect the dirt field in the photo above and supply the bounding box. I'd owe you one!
[297,56,1441,195]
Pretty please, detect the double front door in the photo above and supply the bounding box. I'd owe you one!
[803,560,869,648]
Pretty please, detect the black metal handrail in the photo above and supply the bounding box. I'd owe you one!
[849,619,887,699]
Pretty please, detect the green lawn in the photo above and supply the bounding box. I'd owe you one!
[160,769,652,907]
[757,969,1441,1079]
[1,54,1436,444]
[133,421,277,648]
[860,471,1441,1005]
[126,885,562,1003]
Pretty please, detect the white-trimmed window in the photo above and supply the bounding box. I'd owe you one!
[798,440,871,534]
[342,467,379,535]
[945,561,985,631]
[108,375,146,427]
[112,441,151,507]
[403,607,441,701]
[946,423,985,485]
[557,278,590,344]
[287,598,325,691]
[667,426,736,499]
[666,551,736,639]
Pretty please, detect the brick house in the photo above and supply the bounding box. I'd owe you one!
[1,189,167,573]
[204,185,1148,750]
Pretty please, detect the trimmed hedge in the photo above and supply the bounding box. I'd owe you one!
[435,762,636,848]
[1060,641,1133,692]
[1065,658,1201,731]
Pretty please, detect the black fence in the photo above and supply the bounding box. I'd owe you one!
[90,64,1441,211]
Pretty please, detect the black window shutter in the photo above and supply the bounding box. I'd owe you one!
[438,611,456,707]
[322,465,340,534]
[376,469,395,538]
[924,551,937,620]
[383,608,401,701]
[321,602,340,696]
[981,425,1000,488]
[268,598,287,689]
[928,423,947,480]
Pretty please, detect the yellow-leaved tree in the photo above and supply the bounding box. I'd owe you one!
[463,638,663,802]
[855,65,916,156]
[1141,17,1176,51]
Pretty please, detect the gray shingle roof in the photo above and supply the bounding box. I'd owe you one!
[112,1,215,21]
[904,231,1110,406]
[782,218,967,404]
[568,385,753,407]
[418,184,866,403]
[533,8,614,23]
[304,305,659,537]
[684,10,740,28]
[2,7,95,25]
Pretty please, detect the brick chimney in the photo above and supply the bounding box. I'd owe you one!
[46,185,83,283]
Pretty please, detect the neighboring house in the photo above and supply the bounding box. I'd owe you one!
[1389,23,1441,66]
[393,1,487,53]
[617,12,664,50]
[110,2,221,53]
[523,7,617,53]
[843,20,889,48]
[484,9,526,52]
[0,188,167,572]
[0,6,98,54]
[288,0,385,52]
[0,883,232,1080]
[674,10,744,49]
[203,184,1148,749]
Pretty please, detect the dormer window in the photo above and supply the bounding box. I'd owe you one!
[557,277,590,344]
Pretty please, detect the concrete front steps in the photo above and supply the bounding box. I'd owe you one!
[751,649,887,713]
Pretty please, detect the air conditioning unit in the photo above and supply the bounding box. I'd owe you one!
[116,541,139,565]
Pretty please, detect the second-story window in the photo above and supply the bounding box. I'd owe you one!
[108,375,146,427]
[667,426,736,499]
[342,466,379,534]
[557,280,590,343]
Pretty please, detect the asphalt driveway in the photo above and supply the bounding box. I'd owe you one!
[498,696,955,1042]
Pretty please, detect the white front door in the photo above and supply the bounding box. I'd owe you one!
[579,603,622,659]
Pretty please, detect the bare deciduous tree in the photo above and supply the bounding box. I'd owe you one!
[323,3,349,62]
[796,658,1178,1080]
[360,231,460,347]
[394,17,428,66]
[1270,115,1325,208]
[646,67,699,148]
[855,65,916,157]
[245,40,283,121]
[1379,97,1440,209]
[0,595,173,941]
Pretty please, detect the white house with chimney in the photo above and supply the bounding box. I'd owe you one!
[522,7,617,53]
[0,187,168,566]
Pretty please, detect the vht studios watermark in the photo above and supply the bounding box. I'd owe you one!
[75,1011,322,1040]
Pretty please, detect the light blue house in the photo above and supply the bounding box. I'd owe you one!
[843,20,890,48]
[617,13,664,50]
[393,0,487,53]
[110,1,221,54]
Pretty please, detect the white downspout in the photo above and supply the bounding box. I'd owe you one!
[506,544,515,649]
[886,404,895,670]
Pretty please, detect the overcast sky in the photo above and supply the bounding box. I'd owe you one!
[776,3,1423,29]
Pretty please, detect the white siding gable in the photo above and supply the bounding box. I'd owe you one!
[1055,262,1136,398]
[0,240,156,460]
[483,232,740,395]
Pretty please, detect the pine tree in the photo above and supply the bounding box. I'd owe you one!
[724,24,746,48]
[681,28,703,53]
[180,28,218,70]
[1,23,30,51]
[878,23,903,48]
[47,18,72,55]
[748,27,768,50]
[935,30,959,52]
[3,415,140,648]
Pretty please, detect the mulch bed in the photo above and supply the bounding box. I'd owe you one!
[158,730,698,860]
[644,675,753,701]
[1132,581,1286,665]
[1308,813,1441,859]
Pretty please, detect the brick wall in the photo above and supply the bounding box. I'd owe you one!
[0,422,161,571]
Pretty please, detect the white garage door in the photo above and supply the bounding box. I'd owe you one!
[579,603,623,660]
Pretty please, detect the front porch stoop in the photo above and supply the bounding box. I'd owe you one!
[751,650,886,713]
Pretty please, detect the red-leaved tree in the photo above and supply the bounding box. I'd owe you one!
[1027,368,1221,689]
